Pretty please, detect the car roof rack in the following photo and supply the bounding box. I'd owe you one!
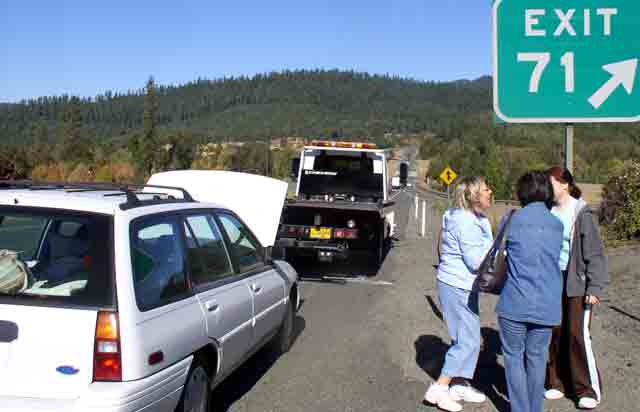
[0,180,196,210]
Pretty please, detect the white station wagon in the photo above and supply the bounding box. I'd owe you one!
[0,171,301,412]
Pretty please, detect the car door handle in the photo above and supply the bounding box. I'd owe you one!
[205,301,219,312]
[250,284,262,294]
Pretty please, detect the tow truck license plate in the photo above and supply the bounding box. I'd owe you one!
[310,227,332,239]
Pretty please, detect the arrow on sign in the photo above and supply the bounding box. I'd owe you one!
[588,59,638,109]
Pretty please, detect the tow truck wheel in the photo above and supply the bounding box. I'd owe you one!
[376,225,385,267]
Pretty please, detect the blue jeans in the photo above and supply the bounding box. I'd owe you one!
[438,280,481,379]
[499,317,553,412]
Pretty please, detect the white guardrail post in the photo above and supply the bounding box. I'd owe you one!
[421,199,427,238]
[415,194,419,220]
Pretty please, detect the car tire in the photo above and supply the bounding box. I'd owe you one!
[176,359,210,412]
[268,300,294,356]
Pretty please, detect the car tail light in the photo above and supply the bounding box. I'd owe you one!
[93,311,122,381]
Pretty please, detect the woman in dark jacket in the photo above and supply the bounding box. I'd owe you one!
[496,171,564,412]
[544,167,608,410]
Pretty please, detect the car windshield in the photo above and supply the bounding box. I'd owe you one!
[298,152,384,198]
[0,207,114,308]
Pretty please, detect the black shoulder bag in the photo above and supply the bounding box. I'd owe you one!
[477,210,516,294]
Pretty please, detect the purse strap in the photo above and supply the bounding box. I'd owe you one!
[496,210,516,252]
[478,210,516,271]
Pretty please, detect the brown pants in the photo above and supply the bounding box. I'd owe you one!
[546,295,603,401]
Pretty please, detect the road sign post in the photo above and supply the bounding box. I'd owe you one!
[565,124,574,173]
[493,0,640,123]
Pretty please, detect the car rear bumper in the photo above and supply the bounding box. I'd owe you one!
[0,356,192,412]
[277,238,349,259]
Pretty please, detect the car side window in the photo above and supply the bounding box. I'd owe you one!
[131,216,189,311]
[183,214,233,286]
[216,213,263,273]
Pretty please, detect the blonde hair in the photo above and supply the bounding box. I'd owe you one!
[454,176,486,211]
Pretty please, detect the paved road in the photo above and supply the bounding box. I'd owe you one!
[211,187,640,412]
[212,190,434,412]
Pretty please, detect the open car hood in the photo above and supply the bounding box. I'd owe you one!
[147,170,288,247]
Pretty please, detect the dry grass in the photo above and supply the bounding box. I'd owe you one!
[415,160,431,182]
[579,183,603,207]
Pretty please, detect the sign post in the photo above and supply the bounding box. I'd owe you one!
[494,0,639,123]
[565,124,574,173]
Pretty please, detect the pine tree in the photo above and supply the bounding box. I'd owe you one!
[140,76,158,177]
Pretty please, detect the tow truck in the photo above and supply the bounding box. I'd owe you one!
[275,141,395,266]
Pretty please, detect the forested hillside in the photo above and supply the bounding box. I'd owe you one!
[1,70,638,196]
[0,70,491,143]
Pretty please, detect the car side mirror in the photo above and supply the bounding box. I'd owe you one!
[290,158,300,180]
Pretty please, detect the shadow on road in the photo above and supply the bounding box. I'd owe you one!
[414,327,509,412]
[211,315,306,412]
[425,294,443,322]
[286,251,382,280]
[609,305,640,322]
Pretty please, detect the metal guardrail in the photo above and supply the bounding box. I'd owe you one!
[414,184,519,206]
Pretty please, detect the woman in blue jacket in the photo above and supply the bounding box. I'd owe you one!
[423,176,493,412]
[496,171,564,412]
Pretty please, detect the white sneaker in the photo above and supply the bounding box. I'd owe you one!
[545,389,565,400]
[449,384,486,403]
[424,383,463,412]
[578,397,599,409]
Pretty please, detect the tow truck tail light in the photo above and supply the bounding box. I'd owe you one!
[93,311,122,382]
[311,141,377,149]
[281,225,307,237]
[334,229,358,239]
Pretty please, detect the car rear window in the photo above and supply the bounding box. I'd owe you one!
[0,207,114,308]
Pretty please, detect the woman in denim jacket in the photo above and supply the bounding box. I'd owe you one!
[423,176,493,412]
[496,171,564,412]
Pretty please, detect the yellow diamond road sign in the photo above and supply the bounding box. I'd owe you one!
[439,167,457,185]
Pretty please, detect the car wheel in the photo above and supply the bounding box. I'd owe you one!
[269,300,294,356]
[176,360,210,412]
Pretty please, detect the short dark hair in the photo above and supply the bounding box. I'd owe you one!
[517,171,553,207]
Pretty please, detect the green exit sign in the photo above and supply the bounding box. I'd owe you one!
[493,0,640,123]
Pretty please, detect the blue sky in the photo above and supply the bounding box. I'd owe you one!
[0,0,493,102]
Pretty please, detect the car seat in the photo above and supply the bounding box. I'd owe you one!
[39,224,90,283]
